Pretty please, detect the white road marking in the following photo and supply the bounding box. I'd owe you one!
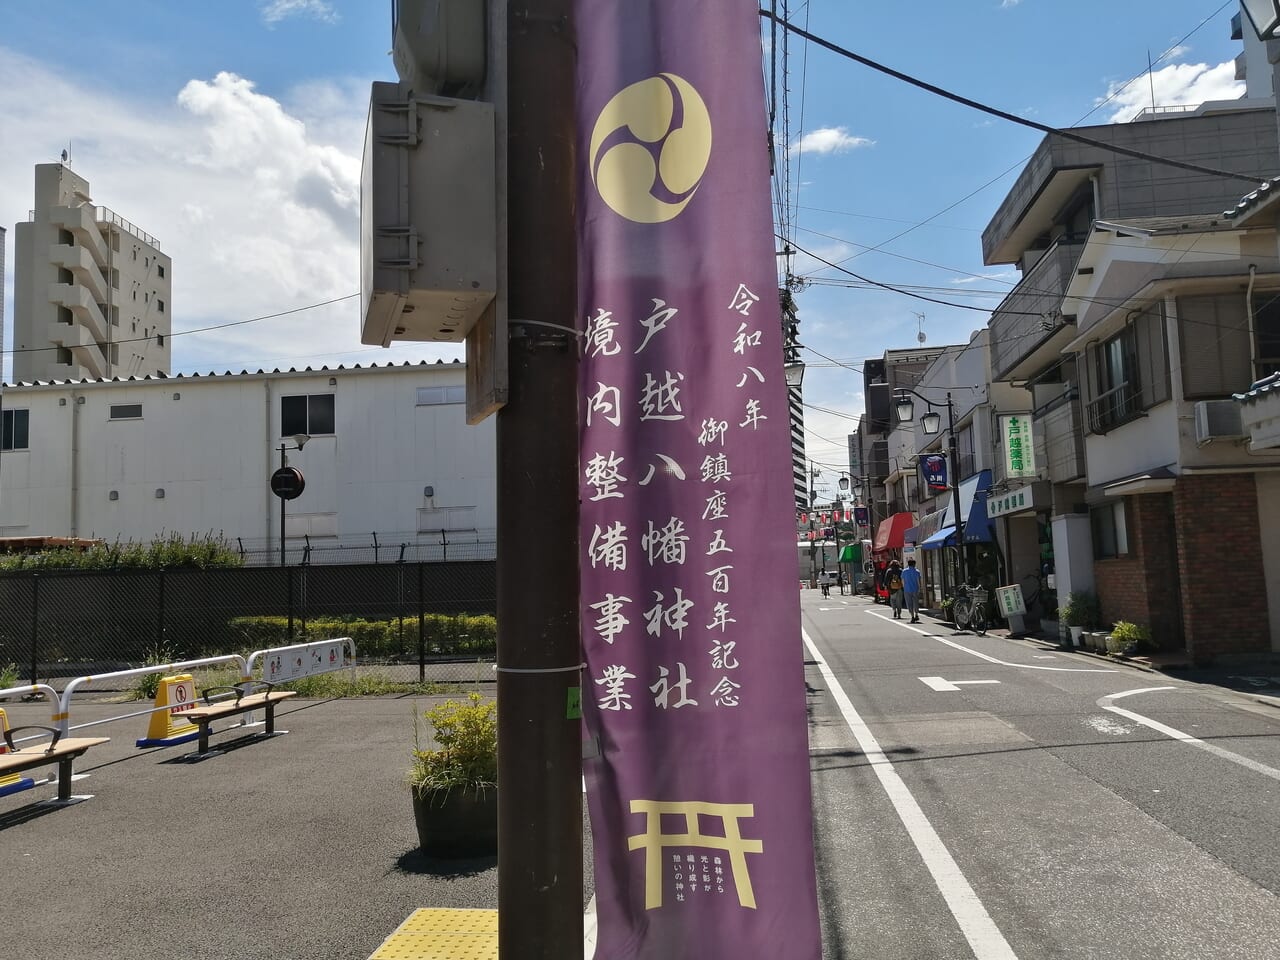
[921,677,1002,692]
[1099,687,1280,783]
[803,628,1020,960]
[867,610,1114,674]
[1033,656,1058,660]
[584,894,597,958]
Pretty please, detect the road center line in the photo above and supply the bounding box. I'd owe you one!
[1099,688,1280,783]
[802,627,1019,960]
[867,610,1114,674]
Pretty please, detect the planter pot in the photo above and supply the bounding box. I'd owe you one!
[1068,626,1084,647]
[412,785,498,858]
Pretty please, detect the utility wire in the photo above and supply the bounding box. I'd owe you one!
[2,294,360,359]
[758,8,1266,187]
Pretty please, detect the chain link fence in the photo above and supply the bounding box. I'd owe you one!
[0,559,496,690]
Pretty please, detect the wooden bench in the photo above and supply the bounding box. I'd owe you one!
[0,726,110,803]
[182,681,298,756]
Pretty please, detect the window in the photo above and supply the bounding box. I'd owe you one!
[1,409,29,451]
[156,334,165,347]
[1092,501,1129,559]
[416,385,467,406]
[57,306,74,325]
[109,403,143,420]
[57,267,74,284]
[282,394,335,436]
[1178,294,1252,398]
[1253,292,1280,380]
[1085,327,1141,433]
[157,264,165,279]
[58,229,74,245]
[157,299,165,313]
[56,347,73,365]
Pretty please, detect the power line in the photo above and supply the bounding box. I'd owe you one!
[2,294,359,359]
[794,2,1237,277]
[758,8,1265,187]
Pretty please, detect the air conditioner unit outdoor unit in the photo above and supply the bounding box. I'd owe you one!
[1194,399,1246,444]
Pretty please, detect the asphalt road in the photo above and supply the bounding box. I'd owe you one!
[803,591,1280,959]
[6,600,1280,959]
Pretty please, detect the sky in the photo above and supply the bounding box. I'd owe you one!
[0,0,1258,502]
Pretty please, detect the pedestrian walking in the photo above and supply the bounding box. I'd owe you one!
[886,560,904,619]
[901,558,922,623]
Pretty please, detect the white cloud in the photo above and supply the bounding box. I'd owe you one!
[950,270,1017,285]
[792,127,874,156]
[1001,0,1022,7]
[0,49,460,382]
[1100,58,1244,123]
[260,0,338,26]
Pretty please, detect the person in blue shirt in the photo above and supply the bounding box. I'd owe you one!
[900,558,923,623]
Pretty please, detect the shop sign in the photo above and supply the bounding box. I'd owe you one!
[1000,414,1037,479]
[996,585,1026,617]
[988,486,1032,519]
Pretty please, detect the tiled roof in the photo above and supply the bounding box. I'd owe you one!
[1234,372,1280,404]
[1,358,464,390]
[1222,176,1280,222]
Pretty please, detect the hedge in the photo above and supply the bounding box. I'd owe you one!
[227,614,497,659]
[0,533,243,572]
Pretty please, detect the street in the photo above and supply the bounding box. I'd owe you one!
[802,591,1280,959]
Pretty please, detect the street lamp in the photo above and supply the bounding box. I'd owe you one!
[275,433,310,567]
[895,389,966,587]
[1242,0,1280,38]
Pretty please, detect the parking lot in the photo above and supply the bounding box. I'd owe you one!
[0,694,531,960]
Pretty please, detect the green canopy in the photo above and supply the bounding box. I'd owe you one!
[838,543,861,564]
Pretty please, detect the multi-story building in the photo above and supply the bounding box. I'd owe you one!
[0,360,496,562]
[979,87,1280,646]
[859,346,960,532]
[1057,215,1280,659]
[13,163,171,383]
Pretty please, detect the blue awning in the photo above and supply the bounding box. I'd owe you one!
[919,470,994,550]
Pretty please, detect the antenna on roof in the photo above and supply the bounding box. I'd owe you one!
[60,140,72,165]
[912,311,927,344]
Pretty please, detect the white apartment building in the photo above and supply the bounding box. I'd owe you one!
[13,163,172,383]
[0,360,496,559]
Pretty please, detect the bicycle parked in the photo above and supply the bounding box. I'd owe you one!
[951,583,989,635]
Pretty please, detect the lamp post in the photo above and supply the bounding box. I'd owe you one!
[895,389,965,588]
[272,434,310,567]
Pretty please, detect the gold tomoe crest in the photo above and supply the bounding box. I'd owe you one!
[589,74,713,223]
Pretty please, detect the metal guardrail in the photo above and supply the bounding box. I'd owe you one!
[94,206,161,249]
[1085,381,1141,434]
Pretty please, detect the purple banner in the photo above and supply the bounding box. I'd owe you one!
[921,453,949,491]
[575,2,821,957]
[854,506,870,526]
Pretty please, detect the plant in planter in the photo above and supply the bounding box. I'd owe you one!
[409,692,497,858]
[1061,591,1100,646]
[1106,620,1152,657]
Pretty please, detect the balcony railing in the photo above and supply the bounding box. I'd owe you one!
[1085,381,1142,434]
[989,238,1084,381]
[1036,386,1085,482]
[95,206,161,249]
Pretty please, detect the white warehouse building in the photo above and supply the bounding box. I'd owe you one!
[0,360,496,561]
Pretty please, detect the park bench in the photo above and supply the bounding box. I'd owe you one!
[0,726,109,803]
[181,681,297,756]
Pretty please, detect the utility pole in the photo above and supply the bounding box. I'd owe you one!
[496,1,582,956]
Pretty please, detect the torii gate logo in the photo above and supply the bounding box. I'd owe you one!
[589,73,713,224]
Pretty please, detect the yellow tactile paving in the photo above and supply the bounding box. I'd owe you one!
[368,908,498,960]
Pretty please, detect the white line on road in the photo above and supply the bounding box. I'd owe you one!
[867,610,1114,674]
[1099,687,1280,783]
[920,677,1002,692]
[803,628,1019,960]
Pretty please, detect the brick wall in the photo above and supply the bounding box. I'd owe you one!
[1094,493,1181,648]
[1173,474,1271,663]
